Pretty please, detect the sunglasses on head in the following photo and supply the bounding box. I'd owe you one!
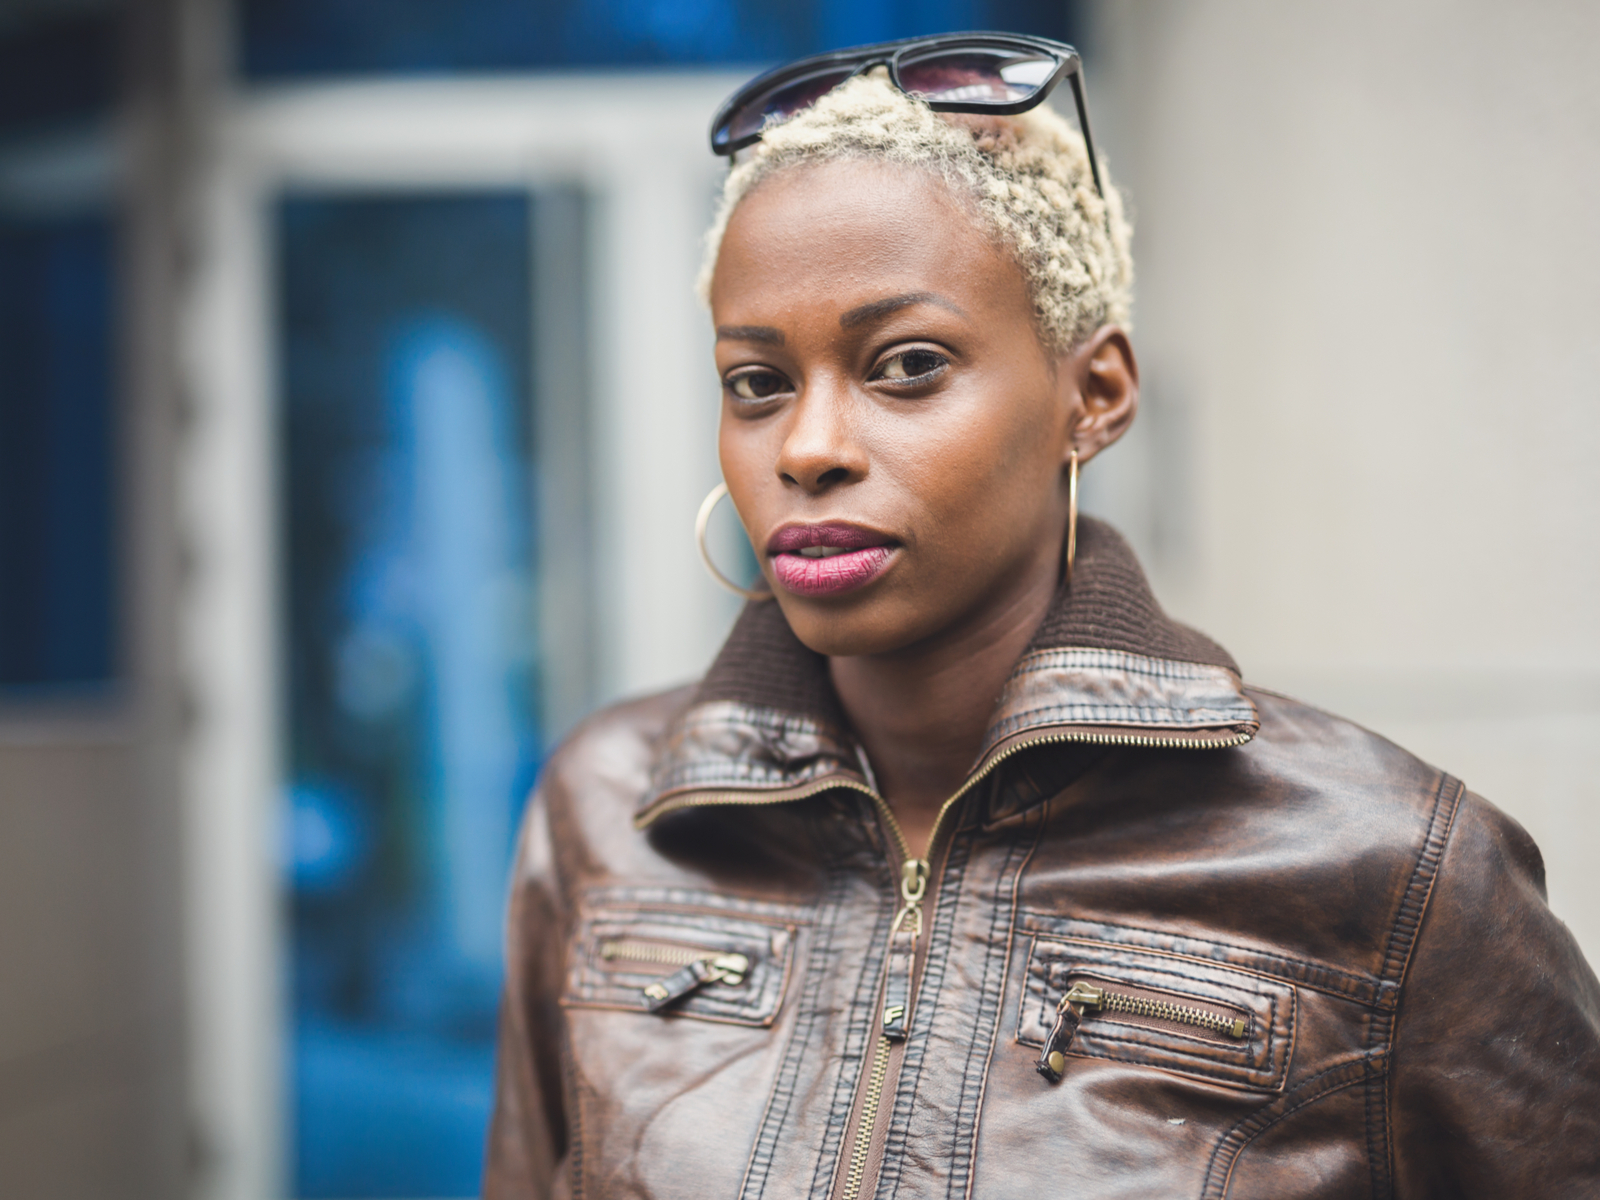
[709,31,1103,197]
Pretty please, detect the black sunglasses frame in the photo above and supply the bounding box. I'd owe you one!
[709,31,1103,197]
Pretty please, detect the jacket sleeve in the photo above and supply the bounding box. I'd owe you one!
[483,785,569,1199]
[1390,790,1600,1197]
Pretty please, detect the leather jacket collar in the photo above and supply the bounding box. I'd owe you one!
[637,518,1259,827]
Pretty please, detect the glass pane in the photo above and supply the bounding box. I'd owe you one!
[0,13,119,138]
[0,215,116,691]
[278,192,540,1198]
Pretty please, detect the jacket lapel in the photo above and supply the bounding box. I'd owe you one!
[636,518,1257,828]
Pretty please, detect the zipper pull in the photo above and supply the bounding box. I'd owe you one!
[1036,982,1102,1083]
[641,952,749,1012]
[881,926,916,1041]
[900,858,929,906]
[881,858,928,1041]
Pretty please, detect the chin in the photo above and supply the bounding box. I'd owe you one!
[774,592,934,659]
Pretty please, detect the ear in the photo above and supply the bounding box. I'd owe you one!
[1058,326,1139,466]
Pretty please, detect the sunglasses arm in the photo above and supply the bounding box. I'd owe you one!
[1065,66,1105,199]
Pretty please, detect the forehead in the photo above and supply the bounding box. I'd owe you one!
[710,158,1029,322]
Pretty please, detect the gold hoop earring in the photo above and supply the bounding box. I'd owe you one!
[1066,449,1080,586]
[696,482,773,602]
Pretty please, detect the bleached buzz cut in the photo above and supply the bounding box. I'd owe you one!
[697,69,1134,351]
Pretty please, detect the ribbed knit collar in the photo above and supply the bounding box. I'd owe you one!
[635,518,1257,827]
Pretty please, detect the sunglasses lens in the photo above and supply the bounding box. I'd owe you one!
[716,66,858,151]
[897,48,1058,106]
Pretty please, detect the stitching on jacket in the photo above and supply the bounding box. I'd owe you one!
[1365,772,1465,1200]
[652,758,848,791]
[931,827,1029,1199]
[807,803,903,1200]
[560,1022,585,1200]
[925,777,1016,1198]
[987,702,1255,735]
[673,703,832,735]
[1038,1038,1283,1092]
[1031,944,1282,997]
[1201,1055,1373,1199]
[1378,774,1464,986]
[1011,646,1241,683]
[580,885,815,924]
[1363,1009,1397,1200]
[737,818,850,1200]
[1017,912,1385,1006]
[958,803,1048,1200]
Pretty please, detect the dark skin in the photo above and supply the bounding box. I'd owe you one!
[711,158,1138,853]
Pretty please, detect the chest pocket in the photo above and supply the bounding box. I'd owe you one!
[1017,933,1296,1092]
[563,891,800,1028]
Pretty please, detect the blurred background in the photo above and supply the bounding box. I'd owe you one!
[0,0,1594,1196]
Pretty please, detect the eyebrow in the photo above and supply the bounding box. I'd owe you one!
[716,325,785,345]
[840,291,966,329]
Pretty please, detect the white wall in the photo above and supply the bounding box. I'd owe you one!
[1087,0,1600,961]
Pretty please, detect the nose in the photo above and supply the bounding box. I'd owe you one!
[774,378,867,495]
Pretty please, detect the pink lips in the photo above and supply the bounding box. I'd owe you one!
[767,523,897,597]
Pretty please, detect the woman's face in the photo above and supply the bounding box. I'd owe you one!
[711,157,1133,658]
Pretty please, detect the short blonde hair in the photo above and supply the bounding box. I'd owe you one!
[697,70,1133,350]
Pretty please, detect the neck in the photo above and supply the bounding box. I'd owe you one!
[828,557,1060,854]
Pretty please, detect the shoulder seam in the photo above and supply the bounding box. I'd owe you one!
[1381,774,1466,986]
[1364,771,1466,1200]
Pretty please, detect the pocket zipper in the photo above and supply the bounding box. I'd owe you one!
[598,938,751,1011]
[1037,980,1249,1083]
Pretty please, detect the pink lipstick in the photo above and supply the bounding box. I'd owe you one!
[767,523,897,597]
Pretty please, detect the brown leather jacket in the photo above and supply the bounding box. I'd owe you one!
[485,520,1600,1199]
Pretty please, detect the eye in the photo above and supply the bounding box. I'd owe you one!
[872,349,947,383]
[726,369,792,402]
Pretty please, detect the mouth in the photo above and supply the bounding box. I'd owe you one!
[766,523,899,598]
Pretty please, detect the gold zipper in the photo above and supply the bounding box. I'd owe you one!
[841,1034,892,1200]
[598,939,741,971]
[839,861,924,1200]
[1064,981,1247,1038]
[598,939,751,1009]
[637,776,882,829]
[635,725,1254,829]
[1036,980,1247,1082]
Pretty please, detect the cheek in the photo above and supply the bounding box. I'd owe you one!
[875,396,1061,534]
[717,411,783,525]
[718,412,766,475]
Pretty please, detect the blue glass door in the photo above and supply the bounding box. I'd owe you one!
[278,191,564,1197]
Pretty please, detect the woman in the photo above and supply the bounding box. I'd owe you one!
[486,35,1600,1199]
